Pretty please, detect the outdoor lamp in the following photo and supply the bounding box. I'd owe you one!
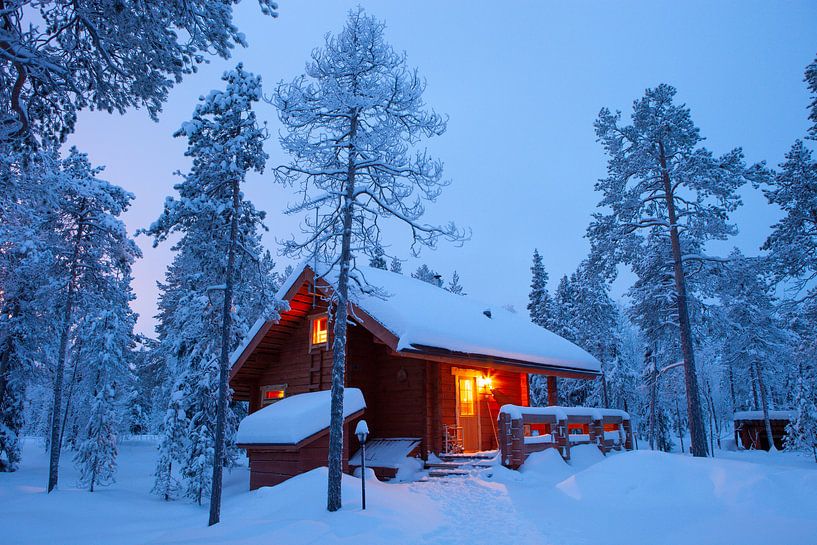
[355,420,369,510]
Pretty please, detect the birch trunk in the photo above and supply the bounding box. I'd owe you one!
[48,220,85,492]
[327,110,358,512]
[659,141,708,457]
[208,176,240,526]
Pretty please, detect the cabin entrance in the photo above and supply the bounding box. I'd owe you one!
[455,374,481,452]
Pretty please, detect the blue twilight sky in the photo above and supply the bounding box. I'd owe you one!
[66,1,817,336]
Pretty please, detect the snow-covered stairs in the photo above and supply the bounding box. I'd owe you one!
[424,452,497,479]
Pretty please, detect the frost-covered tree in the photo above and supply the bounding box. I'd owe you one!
[272,8,464,511]
[412,264,443,287]
[389,257,403,274]
[527,249,552,329]
[806,54,817,139]
[784,300,817,461]
[589,84,753,457]
[0,148,63,471]
[761,141,817,303]
[0,0,278,145]
[446,271,465,295]
[717,250,791,450]
[42,148,140,492]
[369,245,387,270]
[144,64,281,523]
[72,302,136,491]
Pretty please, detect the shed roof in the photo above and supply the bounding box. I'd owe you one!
[236,388,366,445]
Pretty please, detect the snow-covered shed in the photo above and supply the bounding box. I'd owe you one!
[236,389,366,489]
[733,410,794,451]
[229,264,600,487]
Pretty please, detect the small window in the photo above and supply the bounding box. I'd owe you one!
[261,384,287,406]
[310,315,328,348]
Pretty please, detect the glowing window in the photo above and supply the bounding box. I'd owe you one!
[459,378,475,416]
[311,315,328,347]
[260,384,287,406]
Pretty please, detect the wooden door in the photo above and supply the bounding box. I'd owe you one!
[457,375,480,452]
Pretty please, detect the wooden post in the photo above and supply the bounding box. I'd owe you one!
[547,376,558,406]
[510,417,524,469]
[623,419,634,451]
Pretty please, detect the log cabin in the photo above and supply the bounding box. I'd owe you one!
[229,264,601,488]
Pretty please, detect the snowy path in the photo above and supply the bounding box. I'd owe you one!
[412,475,547,545]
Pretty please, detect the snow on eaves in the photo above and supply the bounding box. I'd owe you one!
[236,388,366,445]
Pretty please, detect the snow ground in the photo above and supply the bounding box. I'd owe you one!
[2,438,816,545]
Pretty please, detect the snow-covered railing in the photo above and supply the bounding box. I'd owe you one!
[497,405,633,468]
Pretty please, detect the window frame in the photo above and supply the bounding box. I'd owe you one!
[260,384,288,406]
[309,313,329,350]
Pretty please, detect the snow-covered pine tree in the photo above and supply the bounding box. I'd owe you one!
[761,141,817,303]
[446,271,465,295]
[716,250,791,451]
[389,257,403,274]
[805,53,817,139]
[144,64,282,522]
[589,84,753,457]
[527,249,553,329]
[72,300,136,491]
[412,264,444,287]
[783,298,817,461]
[0,0,278,146]
[0,148,63,471]
[369,245,388,270]
[43,148,140,492]
[272,8,464,511]
[526,249,554,406]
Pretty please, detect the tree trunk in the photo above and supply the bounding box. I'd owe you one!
[675,398,685,454]
[753,360,775,451]
[58,339,83,451]
[658,142,708,458]
[727,362,738,410]
[750,364,760,410]
[648,357,658,451]
[208,177,240,526]
[48,221,85,492]
[327,111,358,512]
[601,366,610,409]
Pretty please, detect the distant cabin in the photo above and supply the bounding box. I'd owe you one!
[733,410,794,451]
[229,264,601,488]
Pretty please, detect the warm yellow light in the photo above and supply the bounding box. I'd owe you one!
[312,316,328,345]
[477,375,492,390]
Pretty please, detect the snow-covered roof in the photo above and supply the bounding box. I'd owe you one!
[348,438,421,469]
[499,405,630,421]
[346,265,600,372]
[236,388,366,445]
[733,410,794,422]
[231,263,601,374]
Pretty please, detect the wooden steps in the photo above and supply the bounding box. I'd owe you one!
[423,451,497,479]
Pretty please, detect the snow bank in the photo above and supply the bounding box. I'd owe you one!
[499,404,630,421]
[733,410,794,421]
[236,388,365,444]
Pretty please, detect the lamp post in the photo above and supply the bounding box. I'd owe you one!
[355,420,369,510]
